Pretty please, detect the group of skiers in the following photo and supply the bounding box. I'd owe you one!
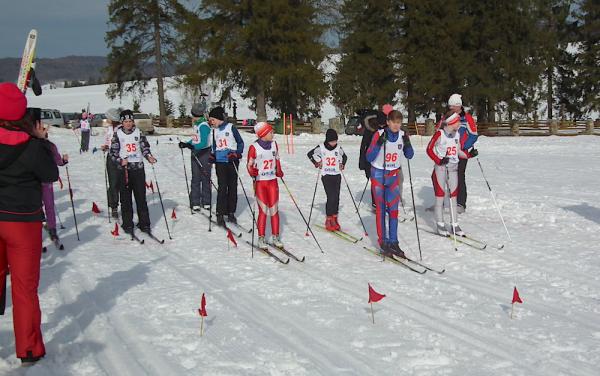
[0,83,478,364]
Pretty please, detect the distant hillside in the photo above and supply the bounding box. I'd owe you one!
[0,56,107,83]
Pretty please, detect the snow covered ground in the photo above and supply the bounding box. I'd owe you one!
[1,128,599,375]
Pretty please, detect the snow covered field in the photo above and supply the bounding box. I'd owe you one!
[1,128,599,375]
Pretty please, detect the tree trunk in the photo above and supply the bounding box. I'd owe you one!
[154,2,166,125]
[546,66,553,120]
[406,77,416,125]
[256,83,267,122]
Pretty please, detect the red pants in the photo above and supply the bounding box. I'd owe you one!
[0,221,45,359]
[254,179,280,237]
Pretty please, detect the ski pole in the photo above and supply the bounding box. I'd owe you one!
[56,207,65,229]
[151,164,172,240]
[305,169,321,236]
[71,128,81,153]
[475,157,512,241]
[280,177,324,253]
[231,161,257,227]
[406,159,422,260]
[341,169,369,236]
[103,151,111,223]
[178,141,193,215]
[356,178,370,212]
[445,164,458,251]
[65,165,80,241]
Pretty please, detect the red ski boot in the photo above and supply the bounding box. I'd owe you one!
[332,215,341,231]
[325,216,336,231]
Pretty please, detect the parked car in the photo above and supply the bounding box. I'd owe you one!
[344,115,363,135]
[91,113,109,127]
[61,112,78,128]
[134,113,155,134]
[41,109,64,128]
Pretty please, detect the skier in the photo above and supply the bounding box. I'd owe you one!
[365,110,414,258]
[109,109,157,235]
[439,94,478,213]
[427,111,475,236]
[359,109,387,209]
[178,102,212,211]
[208,106,244,226]
[41,128,69,246]
[0,83,59,364]
[101,108,122,219]
[307,128,347,231]
[247,122,284,249]
[74,111,91,152]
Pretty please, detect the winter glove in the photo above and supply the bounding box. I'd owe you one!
[227,152,241,161]
[438,157,449,166]
[208,154,215,163]
[178,141,190,149]
[313,160,322,169]
[276,169,284,178]
[402,134,411,148]
[469,148,478,158]
[340,164,345,171]
[376,130,387,146]
[248,166,259,177]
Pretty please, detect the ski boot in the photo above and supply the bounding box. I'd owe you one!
[271,235,284,249]
[216,215,225,227]
[325,216,336,231]
[111,207,119,219]
[437,222,449,236]
[332,214,341,231]
[192,205,202,212]
[227,214,237,224]
[452,223,465,237]
[257,236,268,250]
[456,204,465,214]
[380,243,394,258]
[122,226,134,235]
[48,228,59,242]
[20,352,43,366]
[202,204,211,211]
[389,242,406,259]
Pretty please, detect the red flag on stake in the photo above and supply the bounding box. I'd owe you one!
[199,293,207,336]
[111,223,119,237]
[171,208,177,220]
[226,229,238,248]
[368,283,386,324]
[58,176,63,190]
[92,202,101,214]
[511,286,523,319]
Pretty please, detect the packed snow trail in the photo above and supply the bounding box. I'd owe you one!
[1,128,599,375]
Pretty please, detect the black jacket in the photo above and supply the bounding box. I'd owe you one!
[0,127,59,222]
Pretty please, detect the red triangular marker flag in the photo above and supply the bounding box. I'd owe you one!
[171,208,177,220]
[111,223,119,237]
[368,283,386,303]
[92,202,101,214]
[512,286,523,304]
[199,293,207,317]
[226,229,237,247]
[58,176,63,190]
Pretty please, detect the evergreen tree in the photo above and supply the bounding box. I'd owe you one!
[105,0,182,125]
[331,0,398,117]
[575,0,600,115]
[178,0,328,121]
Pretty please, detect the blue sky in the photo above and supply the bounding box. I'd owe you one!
[0,0,110,58]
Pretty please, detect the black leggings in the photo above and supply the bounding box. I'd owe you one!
[322,174,341,216]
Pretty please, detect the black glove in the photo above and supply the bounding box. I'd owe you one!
[402,134,411,148]
[178,141,189,149]
[469,148,478,157]
[438,157,449,166]
[376,131,387,146]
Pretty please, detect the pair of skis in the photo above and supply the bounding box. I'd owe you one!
[418,226,504,251]
[129,230,165,245]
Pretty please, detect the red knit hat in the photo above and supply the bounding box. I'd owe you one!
[254,121,273,138]
[0,83,27,121]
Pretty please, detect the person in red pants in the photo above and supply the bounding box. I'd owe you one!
[247,122,284,250]
[0,83,59,365]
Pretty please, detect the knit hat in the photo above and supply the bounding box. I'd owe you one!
[81,112,88,120]
[0,82,27,121]
[325,128,338,143]
[445,113,460,126]
[105,108,121,122]
[120,109,134,122]
[191,102,207,117]
[448,93,462,107]
[208,106,225,121]
[254,121,272,138]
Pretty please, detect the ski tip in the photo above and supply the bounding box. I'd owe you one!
[299,256,306,262]
[283,258,290,264]
[498,244,505,250]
